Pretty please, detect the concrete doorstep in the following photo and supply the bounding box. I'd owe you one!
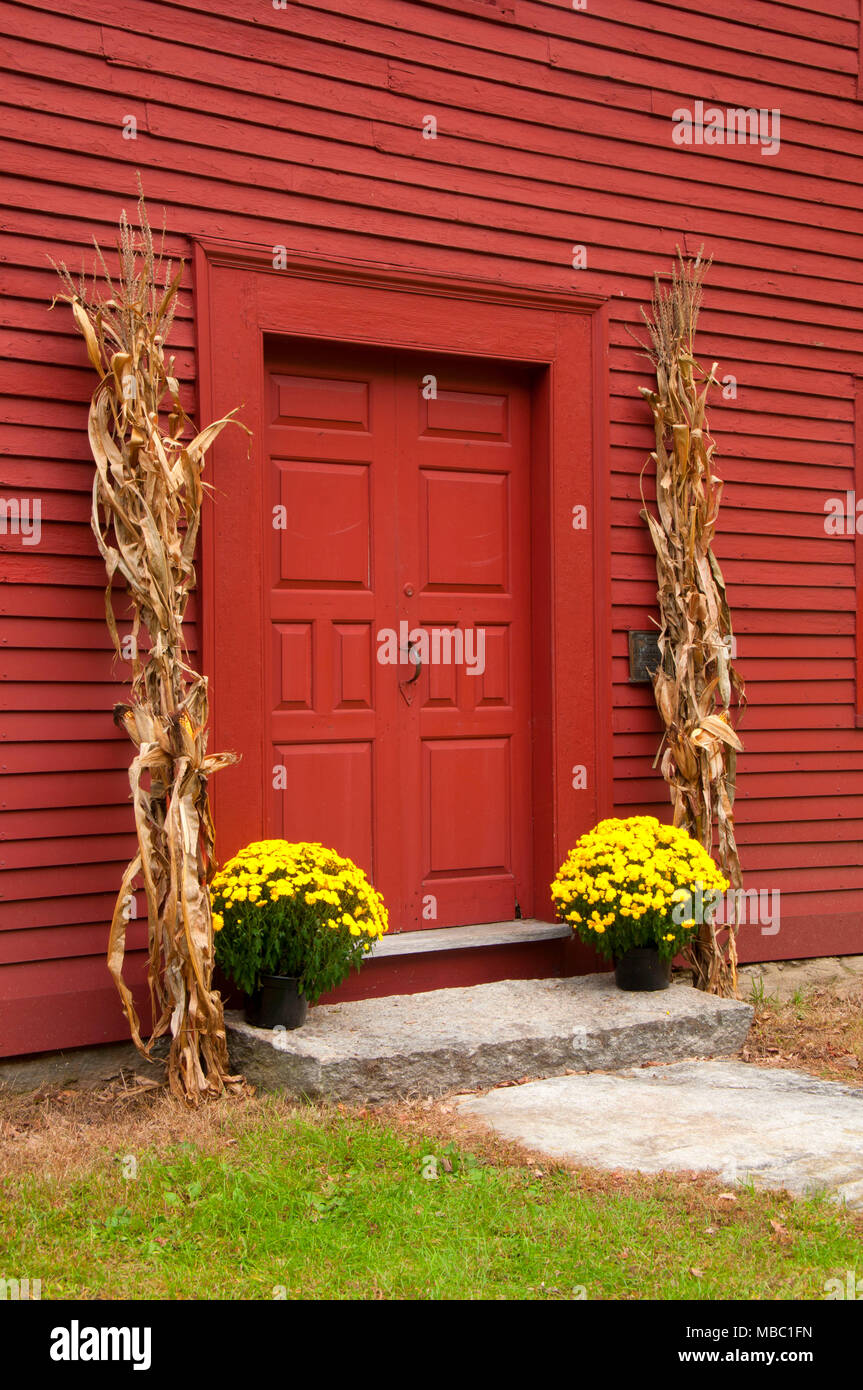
[225,973,753,1105]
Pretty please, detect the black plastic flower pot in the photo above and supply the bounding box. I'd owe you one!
[613,946,671,992]
[244,974,308,1030]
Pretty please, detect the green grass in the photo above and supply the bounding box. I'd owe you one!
[1,1100,860,1300]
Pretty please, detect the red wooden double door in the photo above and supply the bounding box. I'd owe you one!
[261,339,534,931]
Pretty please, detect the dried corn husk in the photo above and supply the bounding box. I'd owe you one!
[637,251,746,997]
[52,187,247,1101]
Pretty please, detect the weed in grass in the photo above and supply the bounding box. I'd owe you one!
[748,977,767,1006]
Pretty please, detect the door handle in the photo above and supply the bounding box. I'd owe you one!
[401,640,422,685]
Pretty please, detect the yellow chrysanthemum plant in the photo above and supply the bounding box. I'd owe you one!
[551,816,729,965]
[211,840,389,1003]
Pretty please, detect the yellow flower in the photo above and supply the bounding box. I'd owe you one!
[551,817,727,954]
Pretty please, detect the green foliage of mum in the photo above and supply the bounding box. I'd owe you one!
[211,840,389,1001]
[552,816,729,962]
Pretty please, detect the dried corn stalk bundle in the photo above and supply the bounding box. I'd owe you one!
[52,191,245,1102]
[637,251,746,996]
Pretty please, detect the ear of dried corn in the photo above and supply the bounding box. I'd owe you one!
[52,187,247,1102]
[637,250,746,997]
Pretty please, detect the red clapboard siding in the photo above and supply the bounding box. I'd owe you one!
[1,0,862,1056]
[0,953,150,1055]
[0,921,145,966]
[1,805,144,841]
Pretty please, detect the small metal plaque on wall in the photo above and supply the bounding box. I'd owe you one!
[628,630,661,683]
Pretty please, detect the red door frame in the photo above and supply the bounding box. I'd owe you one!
[194,240,613,921]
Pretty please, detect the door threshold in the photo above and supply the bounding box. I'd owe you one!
[369,919,568,959]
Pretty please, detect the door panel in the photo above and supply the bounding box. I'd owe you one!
[263,339,532,931]
[398,360,533,927]
[265,343,400,917]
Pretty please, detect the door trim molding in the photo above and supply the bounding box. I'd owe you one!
[194,240,613,920]
[195,237,606,315]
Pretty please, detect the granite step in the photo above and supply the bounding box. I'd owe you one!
[226,972,753,1104]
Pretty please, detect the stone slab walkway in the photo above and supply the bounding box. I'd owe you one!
[226,973,752,1104]
[456,1060,863,1207]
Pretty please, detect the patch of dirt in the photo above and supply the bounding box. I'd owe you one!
[0,1080,301,1182]
[365,1090,548,1171]
[743,985,863,1087]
